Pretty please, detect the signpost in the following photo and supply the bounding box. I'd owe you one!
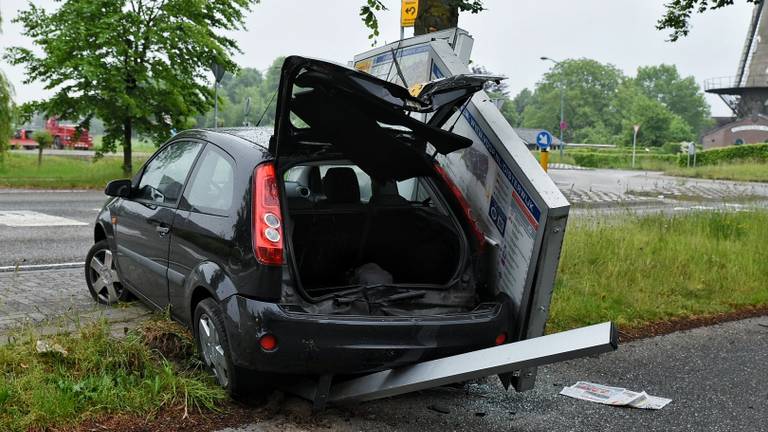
[631,124,640,168]
[210,62,226,128]
[536,130,553,172]
[400,0,419,40]
[687,141,697,167]
[243,96,252,127]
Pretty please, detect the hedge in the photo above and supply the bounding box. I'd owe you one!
[677,143,768,167]
[573,152,677,168]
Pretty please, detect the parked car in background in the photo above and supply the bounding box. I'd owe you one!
[86,56,509,396]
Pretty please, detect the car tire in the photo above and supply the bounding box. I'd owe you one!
[53,136,62,149]
[85,240,131,305]
[194,298,250,398]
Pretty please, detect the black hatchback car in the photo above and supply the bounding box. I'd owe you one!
[86,56,512,396]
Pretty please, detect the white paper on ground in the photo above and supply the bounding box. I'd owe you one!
[560,381,672,410]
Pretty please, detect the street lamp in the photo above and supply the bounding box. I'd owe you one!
[540,57,566,159]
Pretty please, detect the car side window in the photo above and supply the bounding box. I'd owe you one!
[136,141,202,206]
[183,146,235,215]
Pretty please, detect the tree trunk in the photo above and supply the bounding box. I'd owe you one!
[123,118,132,176]
[414,0,459,35]
[37,146,43,167]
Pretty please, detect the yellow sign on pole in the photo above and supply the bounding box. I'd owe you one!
[401,0,419,27]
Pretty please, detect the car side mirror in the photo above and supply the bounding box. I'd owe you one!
[105,179,133,198]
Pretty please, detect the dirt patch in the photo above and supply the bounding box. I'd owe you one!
[617,305,768,342]
[50,392,351,432]
[51,402,262,432]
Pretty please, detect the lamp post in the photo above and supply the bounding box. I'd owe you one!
[540,57,565,159]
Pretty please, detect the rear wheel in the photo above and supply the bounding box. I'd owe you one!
[194,298,250,398]
[85,240,130,305]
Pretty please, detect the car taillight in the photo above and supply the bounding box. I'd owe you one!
[253,163,284,265]
[435,164,486,248]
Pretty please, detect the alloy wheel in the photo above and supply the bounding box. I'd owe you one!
[198,314,230,388]
[88,249,123,303]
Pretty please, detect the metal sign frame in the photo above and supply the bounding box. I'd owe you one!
[354,28,571,392]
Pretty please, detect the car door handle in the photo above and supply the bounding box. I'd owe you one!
[156,225,171,236]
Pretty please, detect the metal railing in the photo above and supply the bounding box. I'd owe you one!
[704,75,768,91]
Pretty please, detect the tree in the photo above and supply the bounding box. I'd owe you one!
[611,81,693,147]
[0,11,13,159]
[635,64,712,135]
[658,0,759,41]
[197,57,284,128]
[520,59,700,146]
[522,59,625,142]
[32,130,53,167]
[5,0,255,175]
[360,0,484,41]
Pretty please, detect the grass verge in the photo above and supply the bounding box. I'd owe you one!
[665,161,768,183]
[0,153,145,189]
[0,319,225,432]
[548,210,768,333]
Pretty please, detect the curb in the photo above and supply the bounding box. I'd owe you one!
[0,262,85,273]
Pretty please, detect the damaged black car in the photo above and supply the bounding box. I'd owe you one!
[86,55,513,396]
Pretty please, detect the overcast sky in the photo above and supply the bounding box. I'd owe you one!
[0,0,754,116]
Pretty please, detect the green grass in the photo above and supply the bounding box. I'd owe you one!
[548,210,768,332]
[0,153,145,189]
[91,135,157,153]
[665,161,768,183]
[0,319,225,432]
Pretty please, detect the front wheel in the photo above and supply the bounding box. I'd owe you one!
[85,240,131,305]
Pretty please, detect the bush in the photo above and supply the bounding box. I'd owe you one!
[677,143,768,167]
[573,151,677,169]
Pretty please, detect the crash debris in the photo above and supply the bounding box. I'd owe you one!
[560,381,672,410]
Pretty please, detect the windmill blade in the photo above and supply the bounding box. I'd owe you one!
[736,2,764,87]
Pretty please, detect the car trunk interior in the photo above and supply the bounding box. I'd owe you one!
[280,161,479,316]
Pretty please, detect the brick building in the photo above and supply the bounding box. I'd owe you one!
[701,114,768,149]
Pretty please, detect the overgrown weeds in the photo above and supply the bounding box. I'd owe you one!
[0,317,225,432]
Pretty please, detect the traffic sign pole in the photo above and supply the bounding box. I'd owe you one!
[536,130,553,173]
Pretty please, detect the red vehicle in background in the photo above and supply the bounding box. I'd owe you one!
[9,118,94,150]
[9,129,37,150]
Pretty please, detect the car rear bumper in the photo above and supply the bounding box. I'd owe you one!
[220,294,511,375]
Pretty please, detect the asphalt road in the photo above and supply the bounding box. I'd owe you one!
[219,316,768,432]
[2,168,767,267]
[0,189,104,267]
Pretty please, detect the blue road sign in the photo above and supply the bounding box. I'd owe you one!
[536,130,553,150]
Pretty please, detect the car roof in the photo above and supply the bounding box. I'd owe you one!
[204,127,273,149]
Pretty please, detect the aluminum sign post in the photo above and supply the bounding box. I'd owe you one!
[354,28,577,392]
[289,322,618,404]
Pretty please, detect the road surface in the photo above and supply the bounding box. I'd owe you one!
[216,316,768,432]
[0,189,102,267]
[2,168,767,267]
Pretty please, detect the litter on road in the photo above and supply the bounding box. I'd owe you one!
[559,381,672,410]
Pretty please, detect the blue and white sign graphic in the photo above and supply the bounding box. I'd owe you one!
[536,130,553,150]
